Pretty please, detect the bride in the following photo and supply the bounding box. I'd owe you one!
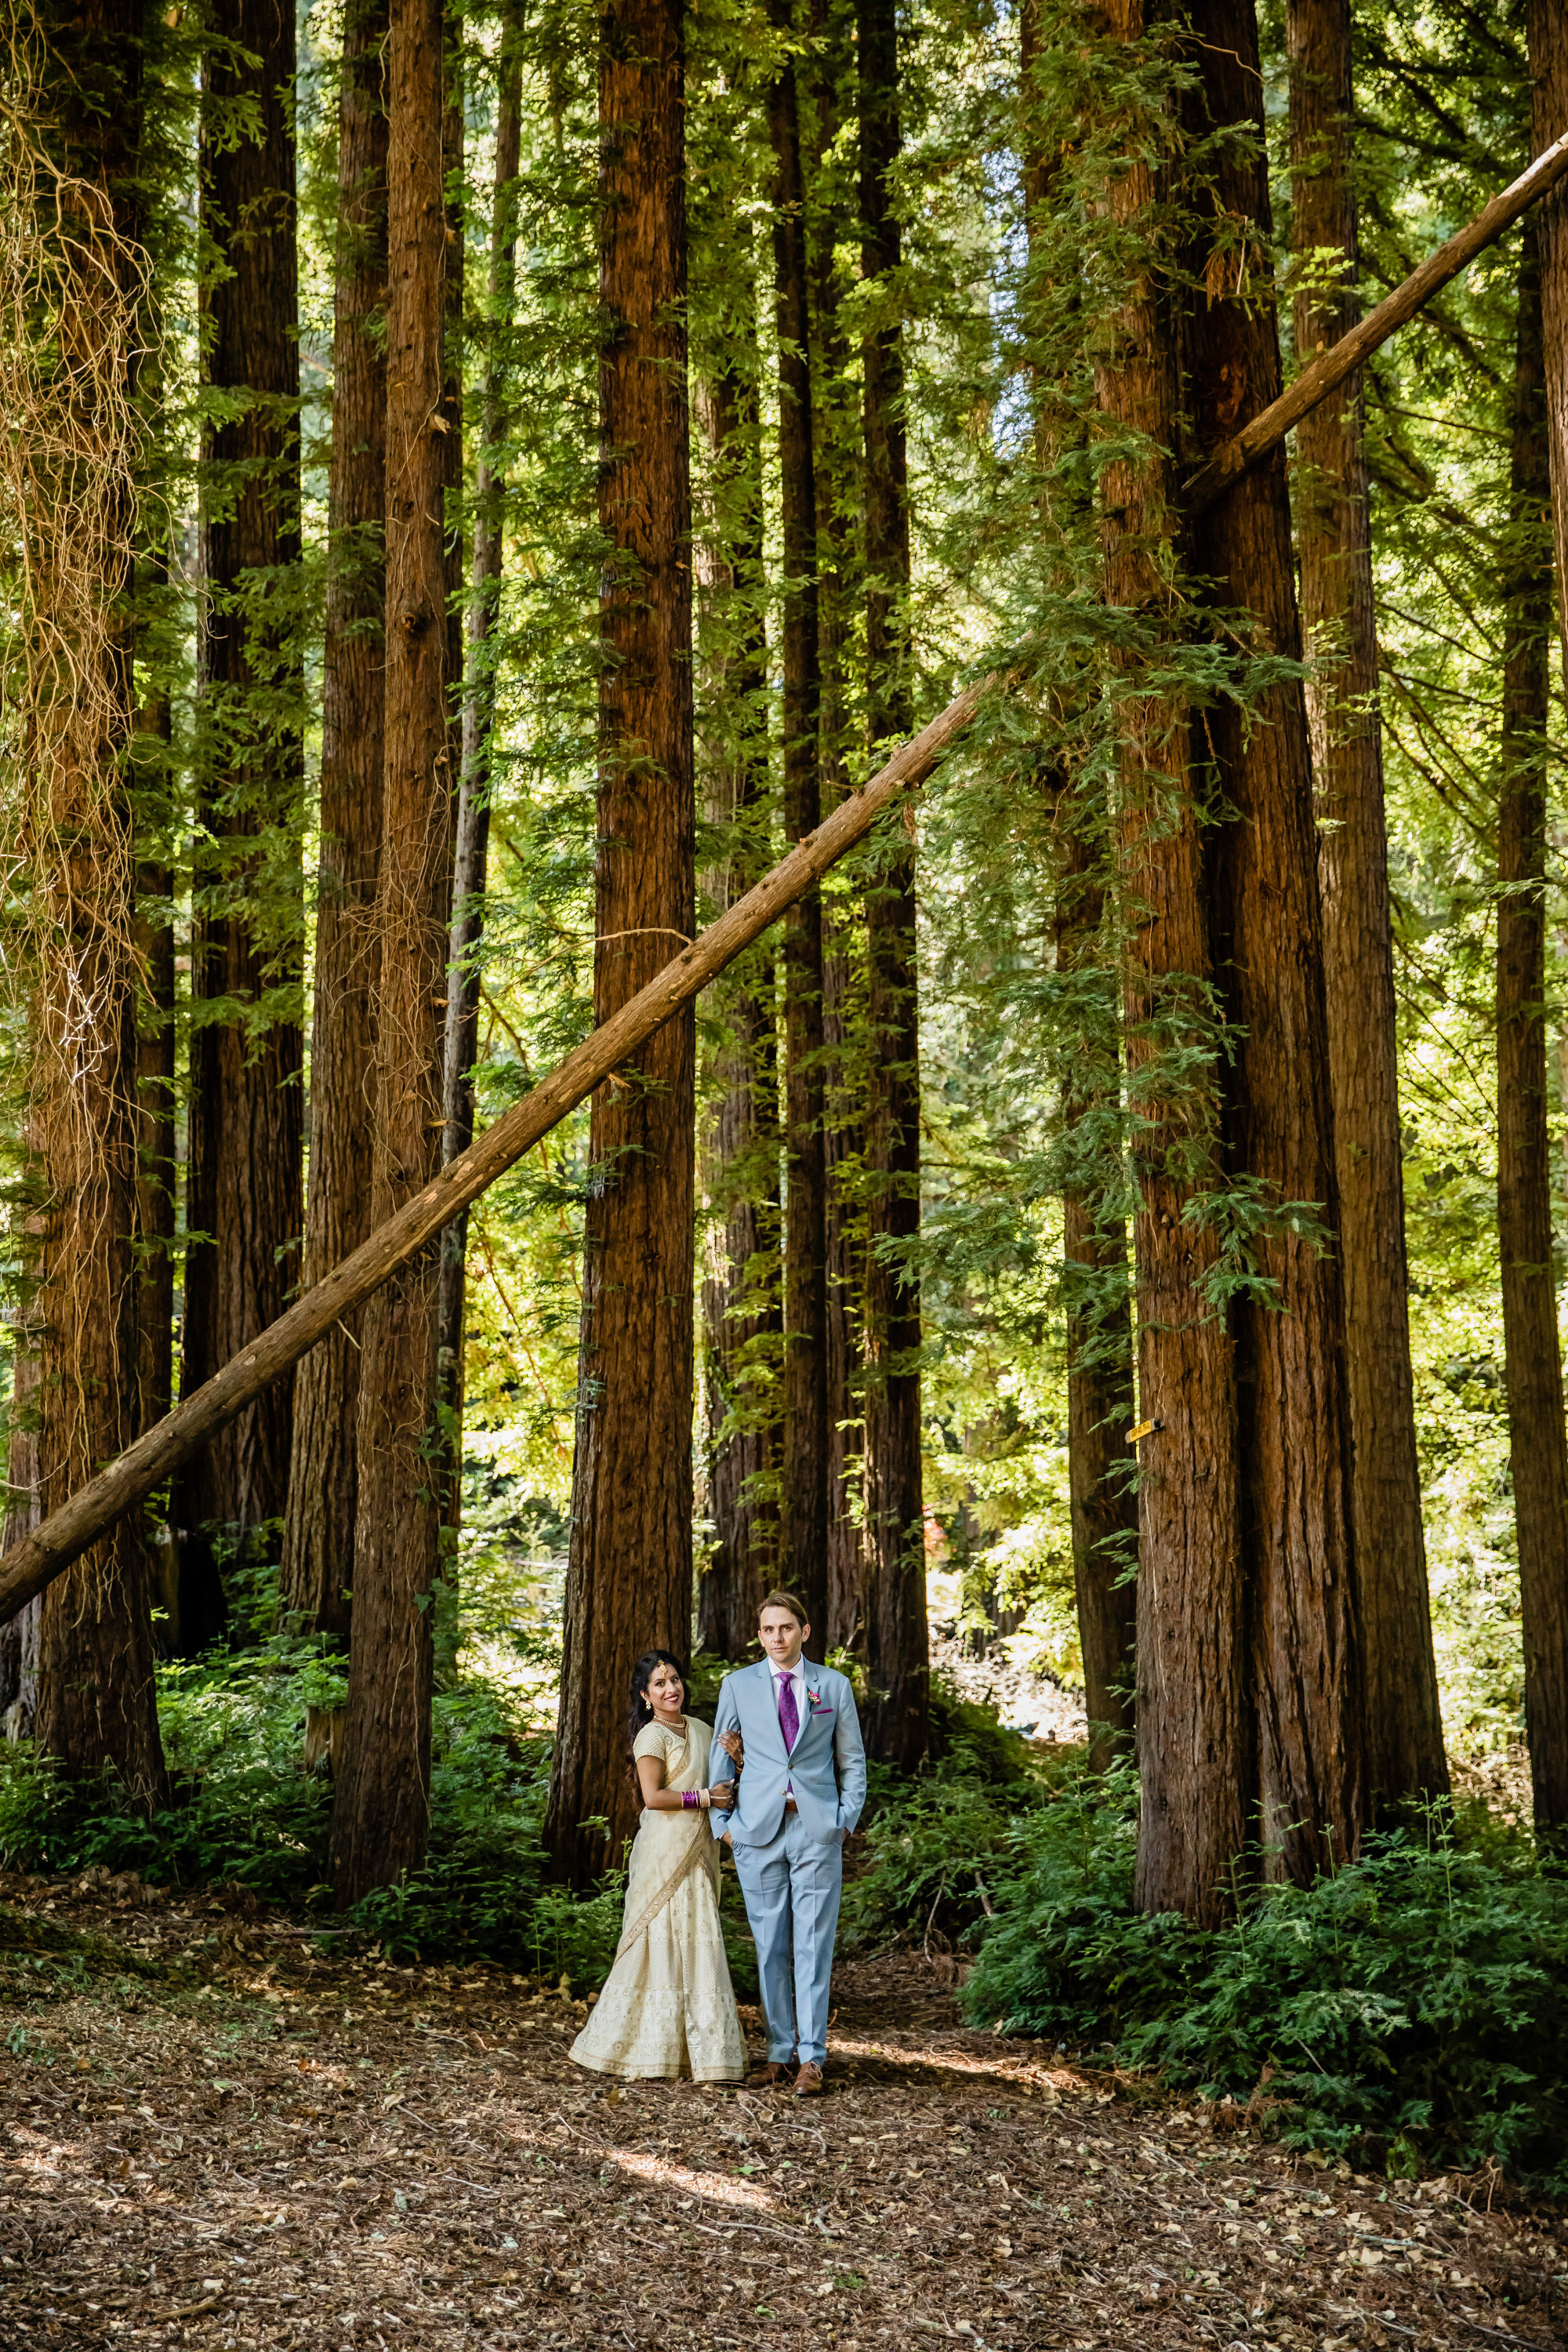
[570,1650,748,2083]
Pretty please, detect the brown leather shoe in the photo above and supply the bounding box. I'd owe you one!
[747,2060,793,2089]
[793,2061,825,2098]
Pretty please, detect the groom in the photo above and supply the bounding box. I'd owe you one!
[709,1589,866,2098]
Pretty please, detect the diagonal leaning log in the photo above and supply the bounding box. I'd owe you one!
[1185,126,1568,516]
[0,685,991,1628]
[3,130,1567,1632]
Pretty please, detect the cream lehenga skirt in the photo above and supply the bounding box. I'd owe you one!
[569,1716,747,2083]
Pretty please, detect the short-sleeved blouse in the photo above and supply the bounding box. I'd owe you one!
[632,1716,710,1795]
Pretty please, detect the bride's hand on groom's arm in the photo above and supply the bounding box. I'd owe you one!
[717,1730,744,1771]
[706,1778,736,1810]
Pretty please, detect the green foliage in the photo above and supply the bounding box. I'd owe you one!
[0,1642,623,1981]
[840,1686,1047,1952]
[960,1765,1568,2190]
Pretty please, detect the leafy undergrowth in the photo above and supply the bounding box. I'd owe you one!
[844,1729,1568,2193]
[0,1639,621,1984]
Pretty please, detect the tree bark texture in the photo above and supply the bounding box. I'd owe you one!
[31,0,165,1804]
[1497,223,1568,1835]
[546,0,697,1878]
[1094,0,1247,1925]
[767,0,829,1639]
[822,914,865,1650]
[695,359,779,1661]
[1287,0,1446,1813]
[133,551,176,1462]
[808,9,864,1653]
[1527,2,1568,671]
[1025,0,1137,1767]
[0,1331,41,1735]
[329,0,456,1901]
[1054,804,1138,1767]
[183,0,304,1641]
[858,0,927,1767]
[1185,0,1364,1883]
[438,31,523,1540]
[282,0,389,1649]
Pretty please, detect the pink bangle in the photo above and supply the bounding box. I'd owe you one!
[681,1789,698,1809]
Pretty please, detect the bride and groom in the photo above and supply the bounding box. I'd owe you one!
[571,1588,867,2096]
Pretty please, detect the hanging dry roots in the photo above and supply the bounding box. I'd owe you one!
[0,25,157,1594]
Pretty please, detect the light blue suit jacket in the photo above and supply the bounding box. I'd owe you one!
[709,1657,867,1847]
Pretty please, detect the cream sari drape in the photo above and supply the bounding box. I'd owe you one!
[569,1717,747,2082]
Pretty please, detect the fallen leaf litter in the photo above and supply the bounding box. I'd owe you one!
[1,1871,1563,2351]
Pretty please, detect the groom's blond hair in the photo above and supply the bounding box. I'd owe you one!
[758,1588,808,1628]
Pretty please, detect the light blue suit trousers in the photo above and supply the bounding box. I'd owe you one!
[709,1658,866,2068]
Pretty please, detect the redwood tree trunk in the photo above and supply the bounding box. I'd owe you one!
[1185,0,1363,1883]
[1288,0,1446,1815]
[546,0,696,1877]
[183,0,304,1642]
[31,0,165,1806]
[858,0,927,1766]
[695,359,779,1661]
[1054,807,1138,1766]
[1095,0,1247,1925]
[329,0,456,1900]
[437,31,523,1538]
[769,0,829,1641]
[1025,0,1137,1765]
[1496,222,1568,1835]
[1529,2,1568,645]
[809,9,864,1652]
[281,0,388,1651]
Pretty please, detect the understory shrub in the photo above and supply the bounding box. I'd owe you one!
[960,1762,1568,2189]
[0,1641,621,1981]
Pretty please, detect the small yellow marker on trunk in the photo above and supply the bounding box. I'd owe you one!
[1127,1418,1163,1446]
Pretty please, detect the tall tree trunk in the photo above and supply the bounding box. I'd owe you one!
[282,0,388,1690]
[0,1323,41,1736]
[858,0,927,1766]
[768,0,829,1639]
[808,4,864,1653]
[1496,221,1568,1835]
[822,913,865,1650]
[546,0,696,1878]
[182,0,305,1644]
[695,355,779,1661]
[1023,0,1137,1764]
[1054,807,1138,1766]
[1094,0,1247,1926]
[133,544,176,1456]
[1185,0,1363,1883]
[1529,2,1568,648]
[329,0,457,1900]
[31,0,165,1804]
[1288,0,1446,1816]
[437,29,523,1544]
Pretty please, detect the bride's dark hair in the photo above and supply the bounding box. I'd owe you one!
[626,1650,688,1780]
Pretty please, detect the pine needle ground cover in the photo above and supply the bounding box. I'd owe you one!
[1,1878,1563,2352]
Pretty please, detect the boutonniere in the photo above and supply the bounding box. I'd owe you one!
[807,1690,833,1715]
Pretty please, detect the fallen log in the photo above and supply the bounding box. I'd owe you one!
[5,132,1568,1632]
[0,684,991,1627]
[1189,127,1568,515]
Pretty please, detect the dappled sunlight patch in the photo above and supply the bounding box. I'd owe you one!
[603,2148,781,2211]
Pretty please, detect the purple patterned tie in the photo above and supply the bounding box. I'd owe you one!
[778,1671,800,1755]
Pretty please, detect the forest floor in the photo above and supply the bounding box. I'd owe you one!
[1,1867,1564,2352]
